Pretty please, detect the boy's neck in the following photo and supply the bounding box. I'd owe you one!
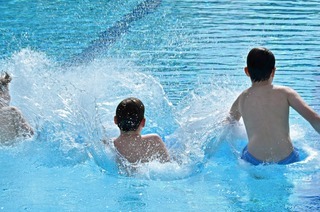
[0,97,9,108]
[120,130,141,137]
[251,78,273,87]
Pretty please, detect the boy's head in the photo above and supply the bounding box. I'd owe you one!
[0,72,12,107]
[246,47,275,82]
[115,97,145,132]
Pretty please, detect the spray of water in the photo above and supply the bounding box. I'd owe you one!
[1,48,318,180]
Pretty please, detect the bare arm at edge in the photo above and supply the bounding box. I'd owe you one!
[287,88,320,134]
[11,107,34,137]
[151,135,171,163]
[229,95,242,122]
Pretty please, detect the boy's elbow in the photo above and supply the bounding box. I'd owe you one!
[158,143,170,163]
[227,113,240,124]
[310,114,320,134]
[23,127,34,138]
[29,127,34,136]
[160,152,170,163]
[21,123,34,138]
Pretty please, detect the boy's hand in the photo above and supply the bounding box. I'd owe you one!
[0,72,12,85]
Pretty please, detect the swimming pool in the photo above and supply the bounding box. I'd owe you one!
[1,0,320,211]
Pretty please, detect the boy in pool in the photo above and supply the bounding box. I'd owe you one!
[112,97,170,164]
[228,47,320,165]
[0,72,34,145]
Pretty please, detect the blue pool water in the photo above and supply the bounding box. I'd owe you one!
[1,0,320,211]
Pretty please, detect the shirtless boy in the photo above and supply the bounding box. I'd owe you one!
[229,47,320,165]
[113,97,170,164]
[0,72,34,145]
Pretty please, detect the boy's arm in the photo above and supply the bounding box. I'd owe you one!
[153,135,170,163]
[288,88,320,134]
[229,95,242,122]
[101,125,112,147]
[12,107,34,137]
[204,95,243,158]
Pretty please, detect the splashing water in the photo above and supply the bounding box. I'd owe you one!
[1,49,178,171]
[2,49,316,181]
[0,48,239,179]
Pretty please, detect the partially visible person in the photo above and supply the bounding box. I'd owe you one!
[228,47,320,165]
[0,72,34,145]
[110,97,170,165]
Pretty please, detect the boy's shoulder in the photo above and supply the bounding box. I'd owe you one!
[273,84,293,90]
[142,134,167,148]
[272,85,298,96]
[237,85,297,105]
[241,84,295,94]
[0,106,22,117]
[142,133,162,142]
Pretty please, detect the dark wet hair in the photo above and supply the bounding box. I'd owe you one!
[0,72,11,91]
[247,47,275,82]
[116,97,145,132]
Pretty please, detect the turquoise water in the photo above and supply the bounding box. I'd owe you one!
[1,0,320,211]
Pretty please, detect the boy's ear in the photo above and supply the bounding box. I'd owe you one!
[271,67,276,77]
[141,118,146,128]
[244,67,250,77]
[114,116,118,125]
[0,72,12,85]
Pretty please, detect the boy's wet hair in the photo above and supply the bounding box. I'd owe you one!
[116,97,145,132]
[0,72,11,89]
[0,72,11,106]
[247,47,275,82]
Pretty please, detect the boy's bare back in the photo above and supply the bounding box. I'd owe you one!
[232,84,295,161]
[114,134,170,163]
[0,106,34,145]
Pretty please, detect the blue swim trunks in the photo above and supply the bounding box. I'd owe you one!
[241,146,300,165]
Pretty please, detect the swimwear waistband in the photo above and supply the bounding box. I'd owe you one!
[241,146,300,165]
